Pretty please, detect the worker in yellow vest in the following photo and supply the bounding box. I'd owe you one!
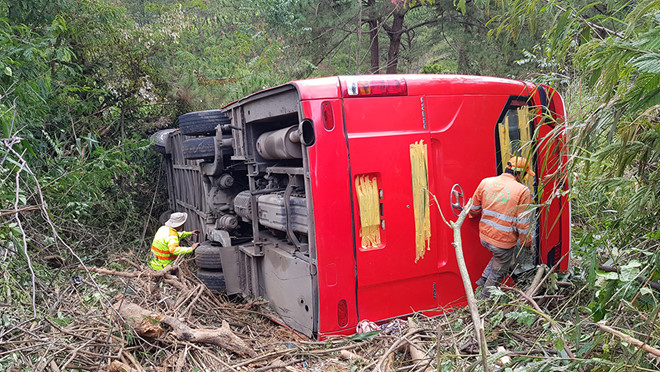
[149,212,199,270]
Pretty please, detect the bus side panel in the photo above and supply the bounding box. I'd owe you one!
[549,88,571,272]
[531,86,570,272]
[302,99,359,337]
[343,96,440,322]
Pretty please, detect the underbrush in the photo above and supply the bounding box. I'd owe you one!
[1,243,659,371]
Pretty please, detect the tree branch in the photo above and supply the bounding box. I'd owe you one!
[14,162,37,318]
[2,141,123,319]
[0,205,42,218]
[402,19,439,33]
[542,0,624,39]
[596,322,660,360]
[598,264,660,292]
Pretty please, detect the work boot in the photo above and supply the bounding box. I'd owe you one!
[476,277,486,287]
[478,287,489,300]
[478,279,498,300]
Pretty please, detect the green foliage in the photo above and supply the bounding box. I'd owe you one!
[0,0,332,333]
[1,1,660,369]
[420,58,457,74]
[505,310,537,326]
[481,1,660,344]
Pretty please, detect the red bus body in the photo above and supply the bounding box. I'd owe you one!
[157,75,570,338]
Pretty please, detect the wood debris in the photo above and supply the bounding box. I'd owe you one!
[3,255,660,371]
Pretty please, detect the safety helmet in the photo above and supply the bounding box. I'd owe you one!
[507,156,535,177]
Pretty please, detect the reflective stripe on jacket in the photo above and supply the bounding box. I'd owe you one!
[469,173,532,249]
[149,226,194,270]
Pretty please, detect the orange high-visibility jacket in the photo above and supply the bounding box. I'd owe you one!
[469,173,533,249]
[149,226,194,270]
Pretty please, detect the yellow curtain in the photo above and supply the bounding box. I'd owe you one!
[355,175,381,248]
[517,106,535,190]
[499,117,511,173]
[410,140,431,262]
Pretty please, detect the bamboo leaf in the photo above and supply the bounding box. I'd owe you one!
[630,54,660,74]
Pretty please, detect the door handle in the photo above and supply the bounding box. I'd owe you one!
[450,184,465,217]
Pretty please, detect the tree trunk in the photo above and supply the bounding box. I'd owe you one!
[368,19,380,74]
[457,44,469,74]
[364,0,380,74]
[120,106,126,139]
[114,301,256,357]
[385,10,405,74]
[457,22,471,74]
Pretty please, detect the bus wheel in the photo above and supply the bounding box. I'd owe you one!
[196,270,226,292]
[149,128,176,154]
[195,241,223,270]
[182,137,215,160]
[178,110,230,136]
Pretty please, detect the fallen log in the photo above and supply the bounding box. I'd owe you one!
[114,302,165,338]
[113,301,256,357]
[340,349,361,361]
[407,318,426,364]
[525,266,546,298]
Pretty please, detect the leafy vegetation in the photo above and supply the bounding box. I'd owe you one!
[1,0,659,370]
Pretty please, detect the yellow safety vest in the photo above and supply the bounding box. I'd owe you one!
[149,226,194,270]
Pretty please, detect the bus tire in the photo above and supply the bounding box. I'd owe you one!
[195,241,223,270]
[178,110,231,136]
[196,269,226,292]
[182,137,215,160]
[150,128,176,154]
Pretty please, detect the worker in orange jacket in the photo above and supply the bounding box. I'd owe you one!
[149,212,200,270]
[469,156,535,298]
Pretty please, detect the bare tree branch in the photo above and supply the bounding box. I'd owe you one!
[13,159,37,317]
[2,142,123,319]
[449,199,490,372]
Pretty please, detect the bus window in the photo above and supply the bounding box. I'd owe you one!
[498,105,534,192]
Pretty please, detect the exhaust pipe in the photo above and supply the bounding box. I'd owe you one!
[256,126,302,159]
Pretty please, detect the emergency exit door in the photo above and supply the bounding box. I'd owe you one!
[495,98,539,272]
[423,94,507,303]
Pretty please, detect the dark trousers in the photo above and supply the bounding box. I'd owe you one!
[477,240,515,298]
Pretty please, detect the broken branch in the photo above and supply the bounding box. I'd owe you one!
[114,301,256,357]
[506,287,575,358]
[83,264,179,278]
[596,322,660,360]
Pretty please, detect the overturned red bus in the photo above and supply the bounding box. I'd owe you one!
[152,74,570,338]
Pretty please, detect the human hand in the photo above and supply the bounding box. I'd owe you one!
[192,230,200,235]
[192,242,200,249]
